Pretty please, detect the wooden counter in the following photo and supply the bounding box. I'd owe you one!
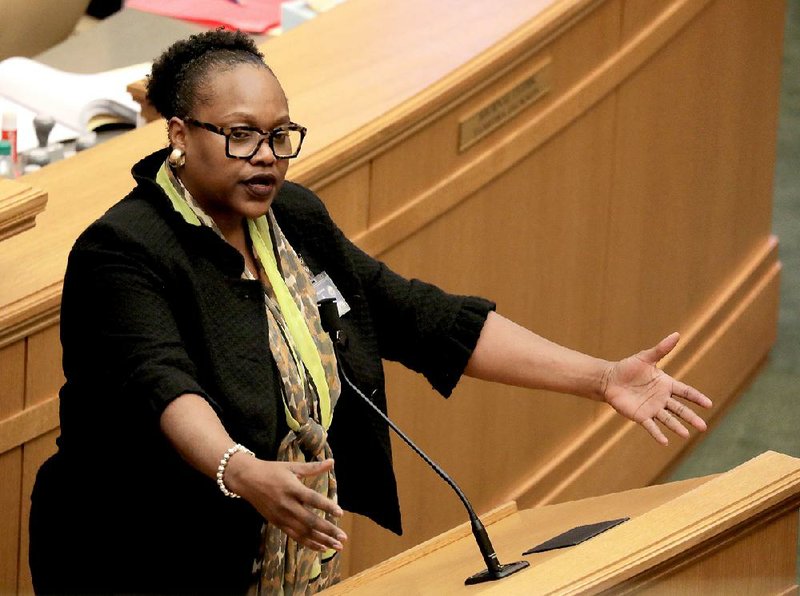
[0,0,786,590]
[325,452,800,594]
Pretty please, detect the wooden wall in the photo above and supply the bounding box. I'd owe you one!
[313,0,786,575]
[0,0,785,589]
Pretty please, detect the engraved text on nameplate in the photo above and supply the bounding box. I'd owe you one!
[458,61,551,152]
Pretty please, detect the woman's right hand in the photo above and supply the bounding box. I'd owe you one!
[226,456,347,552]
[158,395,345,551]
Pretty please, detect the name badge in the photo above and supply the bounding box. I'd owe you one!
[312,272,351,316]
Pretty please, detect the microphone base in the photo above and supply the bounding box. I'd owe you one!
[464,560,530,585]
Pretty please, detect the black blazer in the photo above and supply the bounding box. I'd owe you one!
[30,148,494,593]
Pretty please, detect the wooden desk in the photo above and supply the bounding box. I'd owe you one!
[0,0,787,590]
[328,452,800,594]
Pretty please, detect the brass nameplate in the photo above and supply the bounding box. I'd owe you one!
[458,60,551,152]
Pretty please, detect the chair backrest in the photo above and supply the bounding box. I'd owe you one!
[0,0,92,61]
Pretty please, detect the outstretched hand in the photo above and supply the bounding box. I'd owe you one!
[601,332,713,445]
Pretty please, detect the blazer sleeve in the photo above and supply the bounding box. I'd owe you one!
[347,240,494,396]
[60,222,214,419]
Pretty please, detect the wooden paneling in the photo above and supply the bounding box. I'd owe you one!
[0,326,62,594]
[16,327,62,594]
[0,341,25,593]
[368,0,619,230]
[626,512,798,594]
[313,165,371,238]
[17,431,58,595]
[0,448,22,592]
[25,326,64,408]
[0,326,62,455]
[602,0,784,358]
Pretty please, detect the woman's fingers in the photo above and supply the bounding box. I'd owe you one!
[283,464,348,544]
[282,526,329,552]
[272,503,344,552]
[294,479,344,519]
[672,380,713,409]
[667,397,707,431]
[278,493,347,551]
[287,461,344,510]
[641,417,669,446]
[245,459,348,552]
[656,408,690,438]
[284,521,343,552]
[644,394,712,445]
[295,486,347,537]
[643,411,687,445]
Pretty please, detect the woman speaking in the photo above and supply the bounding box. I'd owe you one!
[29,29,711,595]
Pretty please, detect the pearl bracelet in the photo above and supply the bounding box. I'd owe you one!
[216,443,255,498]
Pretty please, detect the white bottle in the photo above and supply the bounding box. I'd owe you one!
[0,139,14,179]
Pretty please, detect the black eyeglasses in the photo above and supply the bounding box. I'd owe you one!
[184,117,307,160]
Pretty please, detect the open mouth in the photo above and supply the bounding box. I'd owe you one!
[242,173,277,196]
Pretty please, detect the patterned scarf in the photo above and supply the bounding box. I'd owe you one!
[156,162,342,594]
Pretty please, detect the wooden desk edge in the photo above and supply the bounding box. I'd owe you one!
[323,501,518,594]
[0,179,48,244]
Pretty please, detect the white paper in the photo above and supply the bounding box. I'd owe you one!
[0,97,80,153]
[0,57,151,151]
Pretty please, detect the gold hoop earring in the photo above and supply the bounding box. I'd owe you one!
[168,147,185,168]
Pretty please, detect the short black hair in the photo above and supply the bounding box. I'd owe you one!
[146,29,271,120]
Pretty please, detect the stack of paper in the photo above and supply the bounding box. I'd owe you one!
[0,58,151,152]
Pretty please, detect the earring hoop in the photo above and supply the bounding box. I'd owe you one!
[168,147,185,168]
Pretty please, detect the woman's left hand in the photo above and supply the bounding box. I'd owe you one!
[601,332,713,445]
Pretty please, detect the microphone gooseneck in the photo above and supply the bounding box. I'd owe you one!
[317,298,529,585]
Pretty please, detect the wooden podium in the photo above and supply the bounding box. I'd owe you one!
[325,451,800,594]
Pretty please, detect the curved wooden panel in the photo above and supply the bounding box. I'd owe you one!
[0,0,785,583]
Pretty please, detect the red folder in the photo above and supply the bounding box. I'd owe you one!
[125,0,284,33]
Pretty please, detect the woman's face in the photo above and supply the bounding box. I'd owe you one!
[169,63,291,233]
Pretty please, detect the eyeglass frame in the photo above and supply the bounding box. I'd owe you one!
[183,117,307,160]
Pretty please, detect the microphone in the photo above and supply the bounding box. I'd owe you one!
[317,298,529,585]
